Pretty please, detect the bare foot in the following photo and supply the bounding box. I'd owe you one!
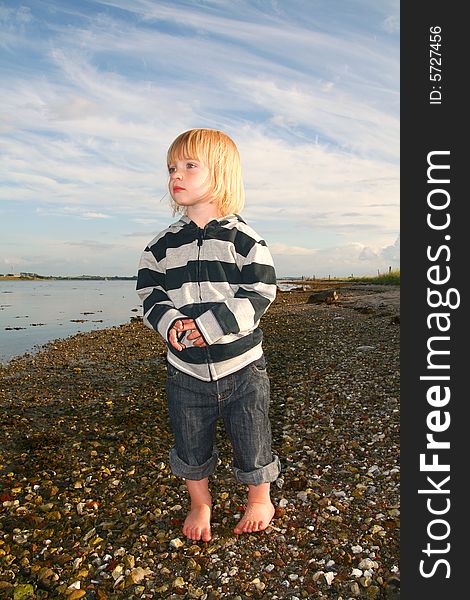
[182,503,212,542]
[234,501,275,534]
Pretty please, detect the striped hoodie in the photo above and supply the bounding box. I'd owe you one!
[136,214,277,381]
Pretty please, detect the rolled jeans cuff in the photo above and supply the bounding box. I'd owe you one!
[169,446,219,480]
[232,453,281,486]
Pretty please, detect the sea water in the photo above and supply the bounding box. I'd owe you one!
[0,280,141,363]
[0,278,299,363]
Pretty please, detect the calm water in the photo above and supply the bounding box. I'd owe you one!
[0,279,298,364]
[0,280,142,363]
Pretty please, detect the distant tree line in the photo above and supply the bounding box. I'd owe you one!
[0,273,138,280]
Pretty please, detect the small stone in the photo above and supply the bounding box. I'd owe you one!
[370,525,384,534]
[367,585,380,598]
[76,503,85,515]
[359,558,378,570]
[351,568,363,578]
[350,581,361,596]
[111,565,124,580]
[324,572,336,585]
[170,537,184,548]
[83,528,96,542]
[37,567,59,589]
[129,567,149,584]
[173,576,186,588]
[187,558,199,571]
[250,578,265,592]
[14,584,35,600]
[68,591,86,600]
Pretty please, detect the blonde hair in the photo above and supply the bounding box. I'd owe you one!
[167,128,245,216]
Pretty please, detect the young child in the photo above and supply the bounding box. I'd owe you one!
[136,128,280,542]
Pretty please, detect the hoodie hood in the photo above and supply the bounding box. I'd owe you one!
[169,213,246,233]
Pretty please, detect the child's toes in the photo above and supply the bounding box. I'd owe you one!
[184,526,197,540]
[245,520,255,532]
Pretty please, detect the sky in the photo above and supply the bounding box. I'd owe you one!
[0,0,399,278]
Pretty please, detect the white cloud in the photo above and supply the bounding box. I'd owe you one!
[272,236,400,278]
[82,212,111,219]
[0,0,399,276]
[382,15,400,34]
[270,243,317,256]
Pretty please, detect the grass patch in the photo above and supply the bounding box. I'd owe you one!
[347,270,400,285]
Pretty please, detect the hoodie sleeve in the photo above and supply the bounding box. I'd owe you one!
[195,237,277,345]
[136,241,187,342]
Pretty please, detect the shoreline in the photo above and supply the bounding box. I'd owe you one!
[0,284,400,598]
[0,277,137,281]
[1,281,397,365]
[0,279,141,365]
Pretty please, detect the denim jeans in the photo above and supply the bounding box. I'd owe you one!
[166,354,281,485]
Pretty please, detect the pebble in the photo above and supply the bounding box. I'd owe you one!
[68,591,87,600]
[324,572,336,585]
[350,582,361,596]
[13,585,35,600]
[359,558,379,570]
[0,285,399,600]
[351,568,362,577]
[66,581,81,591]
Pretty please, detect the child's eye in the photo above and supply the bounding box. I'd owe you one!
[186,162,197,169]
[168,166,176,173]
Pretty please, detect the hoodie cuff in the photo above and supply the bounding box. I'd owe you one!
[195,310,225,345]
[152,308,187,342]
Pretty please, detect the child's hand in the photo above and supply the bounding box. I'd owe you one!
[169,319,207,351]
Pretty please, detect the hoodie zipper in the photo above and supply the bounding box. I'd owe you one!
[196,226,213,381]
[196,227,204,302]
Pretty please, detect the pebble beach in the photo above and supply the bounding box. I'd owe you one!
[0,283,400,599]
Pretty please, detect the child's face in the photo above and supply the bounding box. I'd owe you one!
[168,158,212,209]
